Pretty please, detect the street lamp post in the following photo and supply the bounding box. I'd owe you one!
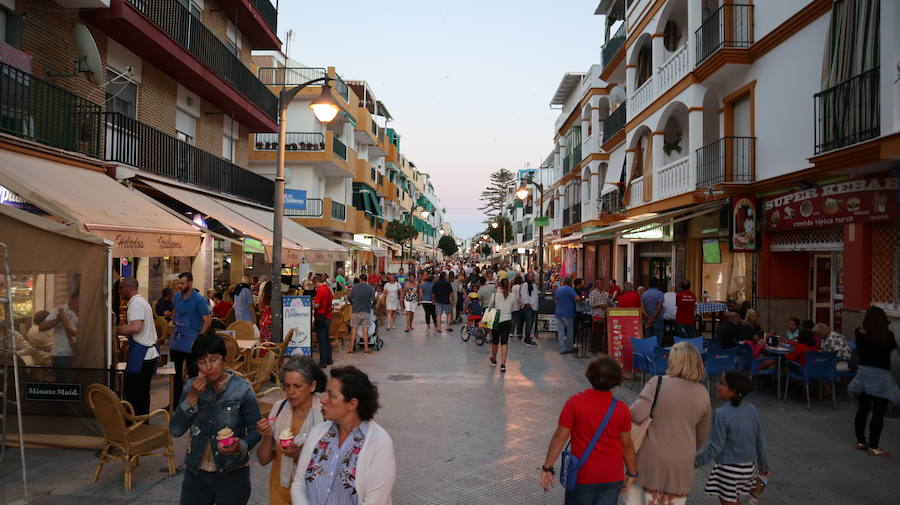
[516,177,545,292]
[272,76,340,343]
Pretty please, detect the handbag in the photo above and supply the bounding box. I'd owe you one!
[479,308,500,330]
[630,376,663,451]
[559,398,618,492]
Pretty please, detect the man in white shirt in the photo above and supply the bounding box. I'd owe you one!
[662,284,678,346]
[117,277,159,416]
[39,289,79,368]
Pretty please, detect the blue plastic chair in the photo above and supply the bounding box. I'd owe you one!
[703,348,738,391]
[784,351,838,409]
[631,337,658,388]
[651,347,670,376]
[737,343,755,372]
[675,336,704,353]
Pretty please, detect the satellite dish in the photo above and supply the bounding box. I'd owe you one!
[73,23,103,84]
[609,85,627,105]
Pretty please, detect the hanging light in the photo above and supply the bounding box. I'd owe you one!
[516,183,530,200]
[491,222,499,229]
[309,83,341,122]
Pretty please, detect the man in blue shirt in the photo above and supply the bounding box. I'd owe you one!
[233,275,256,324]
[641,278,666,339]
[172,272,211,400]
[554,277,578,354]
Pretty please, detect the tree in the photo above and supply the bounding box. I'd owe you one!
[480,244,493,256]
[484,215,513,245]
[386,220,418,259]
[438,235,459,257]
[479,168,516,219]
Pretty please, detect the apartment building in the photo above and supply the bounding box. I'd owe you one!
[538,0,899,331]
[0,0,351,303]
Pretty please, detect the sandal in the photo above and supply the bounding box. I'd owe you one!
[856,443,868,451]
[867,448,891,457]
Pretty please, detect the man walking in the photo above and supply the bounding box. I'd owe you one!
[348,274,376,354]
[675,280,697,339]
[116,278,158,416]
[589,279,609,354]
[312,274,334,367]
[640,278,666,339]
[233,275,256,324]
[171,272,211,398]
[432,271,455,333]
[554,277,578,354]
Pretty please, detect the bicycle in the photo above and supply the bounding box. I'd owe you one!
[460,320,486,346]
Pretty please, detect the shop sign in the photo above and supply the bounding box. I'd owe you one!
[730,197,758,252]
[764,175,899,231]
[243,238,265,254]
[284,189,307,210]
[283,296,312,356]
[534,216,550,227]
[25,382,81,402]
[607,308,642,373]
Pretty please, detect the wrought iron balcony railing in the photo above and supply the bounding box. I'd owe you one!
[696,136,756,188]
[603,104,626,143]
[250,0,277,33]
[331,200,346,221]
[332,137,347,160]
[257,67,327,86]
[695,3,754,65]
[814,67,880,155]
[602,22,626,68]
[253,132,324,151]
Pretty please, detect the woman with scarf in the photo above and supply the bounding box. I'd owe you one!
[257,356,327,505]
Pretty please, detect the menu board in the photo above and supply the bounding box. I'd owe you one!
[284,296,312,356]
[607,308,643,373]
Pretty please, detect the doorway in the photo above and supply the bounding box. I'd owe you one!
[639,256,672,290]
[810,252,843,330]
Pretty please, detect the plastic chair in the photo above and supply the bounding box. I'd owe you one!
[631,337,658,388]
[651,347,670,376]
[703,348,738,391]
[737,343,755,372]
[784,351,838,409]
[675,336,704,353]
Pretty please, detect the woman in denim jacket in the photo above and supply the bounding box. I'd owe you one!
[170,332,261,505]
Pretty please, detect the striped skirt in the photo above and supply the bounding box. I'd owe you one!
[704,462,757,502]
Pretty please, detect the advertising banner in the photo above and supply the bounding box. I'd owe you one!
[607,308,643,373]
[284,189,308,210]
[283,296,312,356]
[764,174,898,231]
[730,197,758,252]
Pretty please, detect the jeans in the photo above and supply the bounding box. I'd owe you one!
[522,306,536,340]
[124,358,156,416]
[556,317,575,352]
[171,350,198,402]
[644,318,665,339]
[511,310,522,336]
[677,324,697,340]
[180,467,251,505]
[856,393,889,449]
[564,480,623,505]
[315,316,332,366]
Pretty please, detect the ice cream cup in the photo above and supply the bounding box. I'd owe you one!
[217,427,236,449]
[278,429,294,449]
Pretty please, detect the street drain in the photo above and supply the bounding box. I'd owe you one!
[387,374,414,381]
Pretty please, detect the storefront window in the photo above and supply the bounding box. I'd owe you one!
[5,273,81,367]
[701,241,751,304]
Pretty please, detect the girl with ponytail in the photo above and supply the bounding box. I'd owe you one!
[695,371,769,505]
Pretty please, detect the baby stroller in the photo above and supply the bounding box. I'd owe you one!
[354,308,384,351]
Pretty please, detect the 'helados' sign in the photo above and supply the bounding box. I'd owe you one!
[764,175,898,231]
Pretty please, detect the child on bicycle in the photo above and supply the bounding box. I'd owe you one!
[465,292,483,330]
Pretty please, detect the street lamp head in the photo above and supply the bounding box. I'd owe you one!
[516,183,530,200]
[309,83,341,123]
[420,210,430,218]
[491,222,499,229]
[438,229,444,235]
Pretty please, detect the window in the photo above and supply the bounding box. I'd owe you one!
[176,108,196,145]
[1,6,25,49]
[106,70,138,118]
[222,116,239,161]
[225,20,240,56]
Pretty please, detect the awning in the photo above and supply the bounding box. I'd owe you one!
[552,232,584,244]
[582,201,725,241]
[375,237,402,252]
[336,238,388,258]
[0,149,201,257]
[141,180,307,259]
[352,183,382,217]
[602,148,627,196]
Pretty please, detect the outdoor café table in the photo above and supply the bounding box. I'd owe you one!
[116,361,177,412]
[695,302,728,335]
[765,344,793,399]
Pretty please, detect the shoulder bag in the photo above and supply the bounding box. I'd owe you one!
[630,376,663,451]
[559,398,618,492]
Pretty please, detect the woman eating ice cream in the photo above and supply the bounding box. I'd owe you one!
[170,331,261,505]
[256,355,327,505]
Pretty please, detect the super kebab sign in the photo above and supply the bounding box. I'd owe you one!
[764,174,899,231]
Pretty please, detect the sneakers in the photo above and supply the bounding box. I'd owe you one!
[500,364,506,373]
[489,357,497,366]
[523,339,537,347]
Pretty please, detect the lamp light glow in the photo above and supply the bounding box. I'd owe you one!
[516,183,530,200]
[491,222,499,229]
[309,83,341,122]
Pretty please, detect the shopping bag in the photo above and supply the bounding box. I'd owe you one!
[479,308,499,330]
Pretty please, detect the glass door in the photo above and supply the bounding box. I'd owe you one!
[811,253,833,327]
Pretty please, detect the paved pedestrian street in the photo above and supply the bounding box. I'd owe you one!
[2,311,899,505]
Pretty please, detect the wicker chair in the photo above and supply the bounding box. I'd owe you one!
[86,384,175,492]
[256,386,285,418]
[219,333,247,373]
[227,320,255,341]
[330,304,352,353]
[246,348,279,393]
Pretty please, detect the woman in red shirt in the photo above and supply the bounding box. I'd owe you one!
[787,328,819,365]
[540,356,638,504]
[211,291,233,320]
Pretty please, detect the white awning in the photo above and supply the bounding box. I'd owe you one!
[375,237,402,252]
[336,238,389,258]
[0,149,201,257]
[552,232,584,244]
[602,148,626,195]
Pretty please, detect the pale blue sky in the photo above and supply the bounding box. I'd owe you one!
[279,0,605,238]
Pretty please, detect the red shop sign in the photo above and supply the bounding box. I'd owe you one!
[764,174,899,231]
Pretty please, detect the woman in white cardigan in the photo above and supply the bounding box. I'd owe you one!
[490,278,516,373]
[291,366,396,505]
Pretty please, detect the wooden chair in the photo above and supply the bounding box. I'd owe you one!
[246,350,279,393]
[86,384,175,492]
[330,304,352,353]
[227,320,255,341]
[224,306,236,326]
[218,333,247,373]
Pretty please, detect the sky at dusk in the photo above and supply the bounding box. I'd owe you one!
[279,1,605,239]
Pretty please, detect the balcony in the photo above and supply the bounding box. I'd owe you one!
[695,4,754,65]
[599,190,624,215]
[331,201,346,221]
[628,43,690,121]
[289,197,356,232]
[354,158,376,184]
[603,104,626,144]
[0,60,102,158]
[213,0,279,49]
[257,67,327,86]
[602,22,626,69]
[571,205,582,224]
[249,131,352,176]
[654,156,691,200]
[103,112,273,205]
[695,137,756,188]
[86,0,278,131]
[814,68,880,155]
[629,177,645,208]
[284,198,323,218]
[562,208,571,227]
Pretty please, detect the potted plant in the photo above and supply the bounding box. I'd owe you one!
[663,135,682,157]
[256,141,263,150]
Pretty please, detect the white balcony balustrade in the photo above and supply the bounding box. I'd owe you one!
[654,156,691,200]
